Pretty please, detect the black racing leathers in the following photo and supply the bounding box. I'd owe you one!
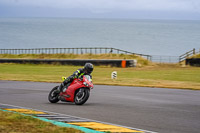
[58,68,92,92]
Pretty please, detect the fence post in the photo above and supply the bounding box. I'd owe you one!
[109,48,112,54]
[193,48,195,55]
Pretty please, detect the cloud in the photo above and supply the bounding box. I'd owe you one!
[1,0,200,13]
[0,0,200,19]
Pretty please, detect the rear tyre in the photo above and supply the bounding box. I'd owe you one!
[48,86,60,103]
[75,88,90,105]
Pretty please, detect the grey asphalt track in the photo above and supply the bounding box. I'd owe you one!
[0,80,199,133]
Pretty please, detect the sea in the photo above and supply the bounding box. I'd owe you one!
[0,18,200,59]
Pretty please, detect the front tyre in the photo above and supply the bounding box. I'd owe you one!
[48,86,60,103]
[75,88,90,105]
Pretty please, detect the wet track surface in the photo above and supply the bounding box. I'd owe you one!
[0,80,200,133]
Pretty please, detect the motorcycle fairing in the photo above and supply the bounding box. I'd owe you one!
[63,78,88,102]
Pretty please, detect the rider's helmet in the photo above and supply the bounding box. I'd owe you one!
[84,63,93,75]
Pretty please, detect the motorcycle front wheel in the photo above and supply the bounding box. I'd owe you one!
[48,86,60,103]
[75,88,90,105]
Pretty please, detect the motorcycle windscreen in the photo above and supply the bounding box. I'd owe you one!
[84,75,92,82]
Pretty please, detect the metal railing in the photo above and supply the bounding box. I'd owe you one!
[0,47,152,60]
[151,55,179,63]
[179,48,200,62]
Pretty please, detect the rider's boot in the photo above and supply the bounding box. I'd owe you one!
[56,76,72,93]
[56,82,64,93]
[56,80,71,93]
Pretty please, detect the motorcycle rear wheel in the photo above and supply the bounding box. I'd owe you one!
[75,88,90,105]
[48,86,60,103]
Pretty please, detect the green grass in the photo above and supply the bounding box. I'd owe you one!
[0,110,84,133]
[0,63,200,90]
[189,53,200,58]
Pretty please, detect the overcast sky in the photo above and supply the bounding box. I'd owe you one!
[0,0,200,20]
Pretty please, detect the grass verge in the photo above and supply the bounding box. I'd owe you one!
[0,110,84,133]
[0,53,150,66]
[189,53,200,58]
[0,63,199,90]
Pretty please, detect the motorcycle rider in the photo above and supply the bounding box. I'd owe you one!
[57,63,93,93]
